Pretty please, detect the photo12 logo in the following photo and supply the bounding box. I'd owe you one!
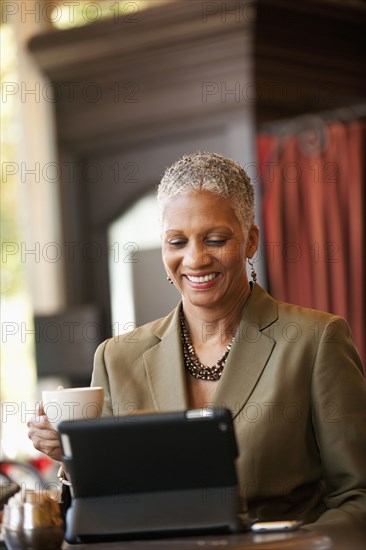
[201,2,256,24]
[1,81,140,105]
[1,1,140,26]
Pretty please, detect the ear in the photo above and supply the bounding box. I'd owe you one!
[246,224,259,258]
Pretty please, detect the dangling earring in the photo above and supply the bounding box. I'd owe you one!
[166,275,174,285]
[248,258,257,283]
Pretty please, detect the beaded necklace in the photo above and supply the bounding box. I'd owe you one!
[179,308,235,381]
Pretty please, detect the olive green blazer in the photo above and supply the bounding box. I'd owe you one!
[91,284,366,526]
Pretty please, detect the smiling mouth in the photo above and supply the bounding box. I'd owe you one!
[185,273,219,284]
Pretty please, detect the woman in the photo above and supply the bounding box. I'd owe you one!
[28,152,365,528]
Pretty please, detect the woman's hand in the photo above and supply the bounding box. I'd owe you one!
[27,402,63,462]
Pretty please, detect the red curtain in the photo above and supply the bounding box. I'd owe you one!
[257,118,365,366]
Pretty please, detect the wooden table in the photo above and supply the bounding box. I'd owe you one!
[61,527,352,550]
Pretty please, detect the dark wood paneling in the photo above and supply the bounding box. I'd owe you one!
[255,0,366,123]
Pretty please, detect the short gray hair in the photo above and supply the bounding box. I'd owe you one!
[157,152,255,233]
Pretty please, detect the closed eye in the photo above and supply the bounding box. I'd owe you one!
[168,240,187,248]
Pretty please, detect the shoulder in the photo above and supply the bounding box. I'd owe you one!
[251,283,345,331]
[267,292,364,372]
[277,298,342,327]
[251,284,358,356]
[256,287,347,326]
[94,305,179,365]
[275,295,355,349]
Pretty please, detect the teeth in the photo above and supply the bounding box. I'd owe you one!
[187,273,217,283]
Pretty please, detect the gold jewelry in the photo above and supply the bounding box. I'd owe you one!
[57,463,72,486]
[248,258,257,283]
[179,308,235,381]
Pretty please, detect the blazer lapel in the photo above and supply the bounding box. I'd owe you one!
[143,305,189,411]
[213,284,278,419]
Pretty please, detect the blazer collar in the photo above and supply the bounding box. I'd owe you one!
[213,284,278,418]
[143,306,188,410]
[143,284,278,417]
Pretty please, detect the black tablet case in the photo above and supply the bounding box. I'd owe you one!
[59,408,241,543]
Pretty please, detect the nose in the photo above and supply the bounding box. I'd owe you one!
[182,240,212,269]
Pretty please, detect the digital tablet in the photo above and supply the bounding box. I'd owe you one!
[58,408,242,543]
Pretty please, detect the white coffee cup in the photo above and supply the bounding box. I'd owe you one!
[42,386,104,427]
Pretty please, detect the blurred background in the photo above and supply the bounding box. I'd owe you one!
[1,0,365,487]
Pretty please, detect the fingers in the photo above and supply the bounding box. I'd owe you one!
[27,400,45,423]
[27,405,62,462]
[27,427,63,462]
[28,430,60,450]
[27,406,50,431]
[36,400,45,417]
[27,416,56,437]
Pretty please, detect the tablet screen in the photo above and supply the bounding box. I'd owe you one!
[59,408,238,499]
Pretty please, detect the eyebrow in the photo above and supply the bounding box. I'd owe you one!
[165,226,234,234]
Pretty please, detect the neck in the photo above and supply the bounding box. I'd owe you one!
[182,283,252,347]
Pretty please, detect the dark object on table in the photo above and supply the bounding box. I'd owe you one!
[59,408,244,543]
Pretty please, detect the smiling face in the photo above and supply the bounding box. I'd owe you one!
[162,191,259,313]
